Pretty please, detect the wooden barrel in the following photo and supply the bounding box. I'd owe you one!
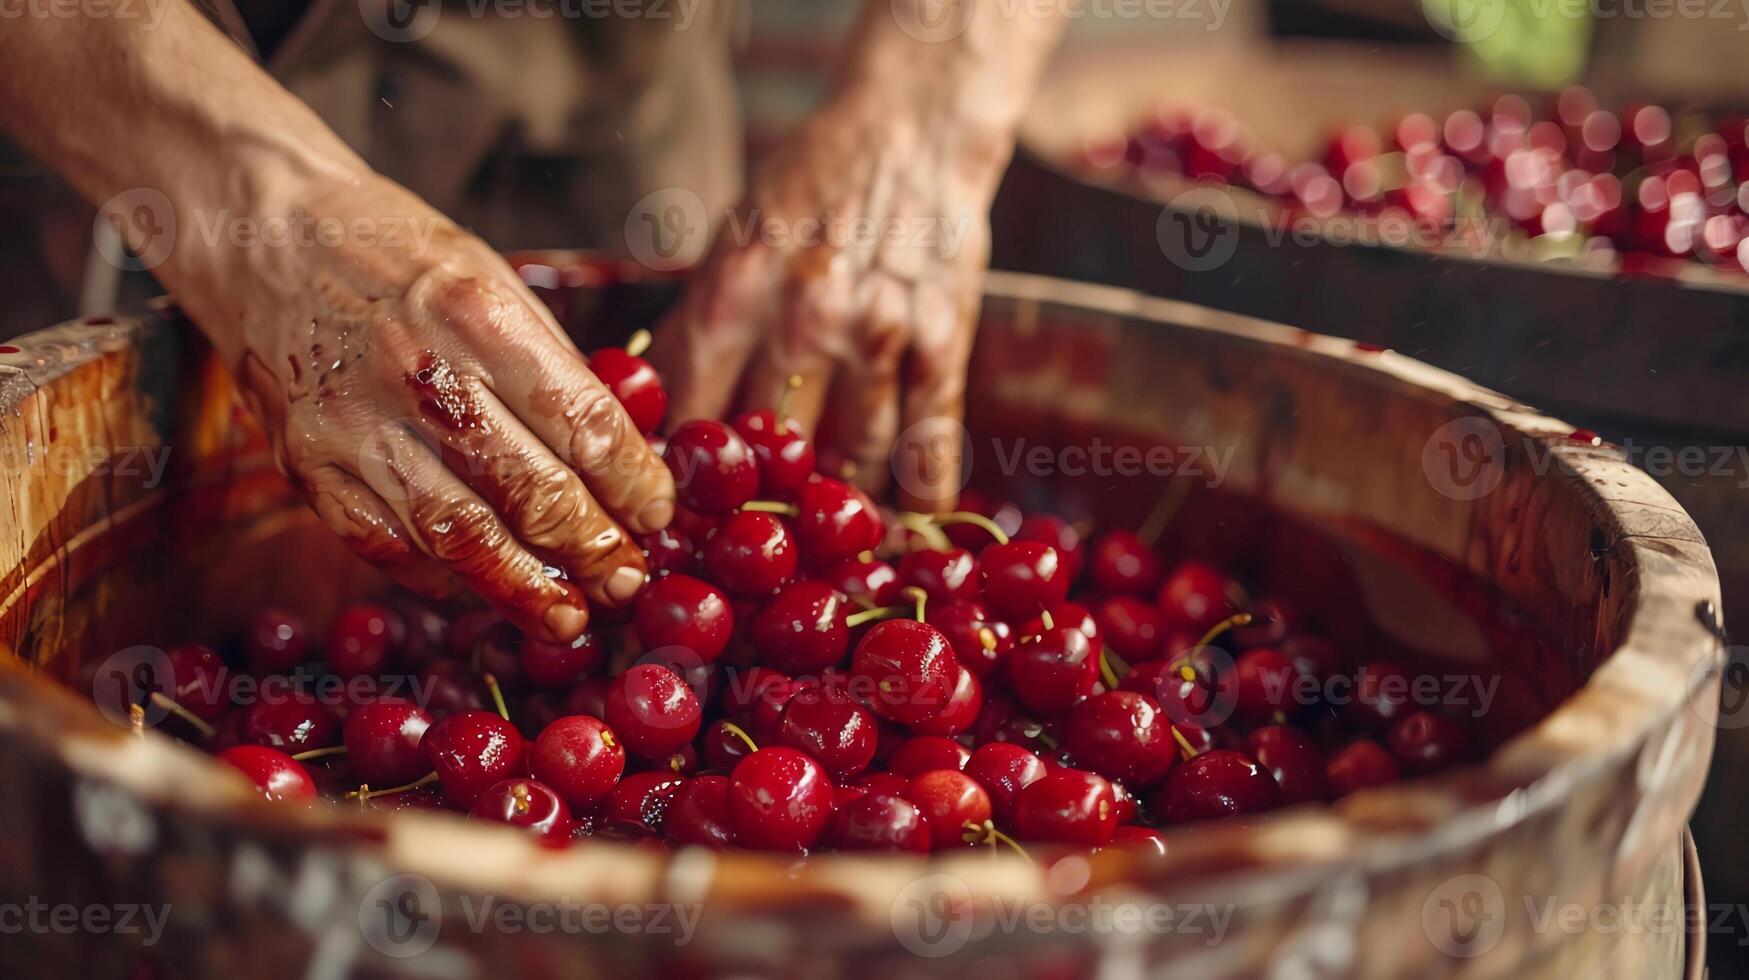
[0,265,1721,978]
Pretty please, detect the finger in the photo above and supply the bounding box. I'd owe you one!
[895,293,978,513]
[409,272,677,536]
[822,316,906,501]
[737,281,842,435]
[647,240,773,426]
[303,464,470,599]
[353,420,590,643]
[402,362,649,609]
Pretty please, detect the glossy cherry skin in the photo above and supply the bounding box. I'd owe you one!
[598,770,688,838]
[1014,514,1084,584]
[1120,655,1237,730]
[529,714,626,811]
[888,736,973,777]
[750,582,851,675]
[1156,562,1239,634]
[964,742,1048,823]
[776,685,879,780]
[604,665,703,758]
[1387,711,1474,775]
[1087,531,1163,597]
[727,748,834,851]
[417,660,486,720]
[1094,597,1165,661]
[1233,647,1302,722]
[245,610,310,674]
[663,420,759,515]
[328,603,399,680]
[217,745,316,803]
[1326,739,1401,796]
[793,478,884,567]
[634,574,733,663]
[520,632,604,692]
[897,548,980,605]
[1247,725,1329,805]
[943,490,1022,550]
[167,643,229,721]
[980,541,1069,620]
[1064,691,1178,788]
[1019,601,1101,646]
[927,600,1014,678]
[849,619,955,725]
[1108,825,1167,856]
[640,527,699,578]
[1153,750,1281,823]
[421,710,525,808]
[665,774,737,848]
[1013,769,1118,846]
[468,778,573,845]
[1008,627,1099,717]
[732,410,816,498]
[343,698,434,787]
[911,666,983,736]
[1345,661,1416,732]
[588,346,667,435]
[243,693,339,750]
[824,556,902,608]
[1235,597,1303,648]
[829,793,933,853]
[703,512,798,599]
[904,770,992,850]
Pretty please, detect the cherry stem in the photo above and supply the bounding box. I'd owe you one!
[1040,609,1056,632]
[1136,476,1192,547]
[720,720,759,755]
[484,672,511,723]
[1171,724,1201,760]
[776,374,802,425]
[901,586,928,622]
[148,692,217,740]
[291,745,348,763]
[1099,646,1124,689]
[846,605,907,629]
[625,329,653,358]
[1191,612,1253,653]
[961,819,1032,862]
[931,511,1010,546]
[894,512,951,552]
[347,771,438,801]
[741,500,800,517]
[668,754,688,773]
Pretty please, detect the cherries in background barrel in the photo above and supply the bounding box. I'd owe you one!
[727,748,833,850]
[217,745,316,803]
[849,619,955,726]
[589,345,667,435]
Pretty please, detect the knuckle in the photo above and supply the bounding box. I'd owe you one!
[420,499,514,575]
[563,388,632,477]
[503,465,593,548]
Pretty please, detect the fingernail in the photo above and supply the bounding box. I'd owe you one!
[605,566,646,605]
[637,496,675,532]
[543,602,588,642]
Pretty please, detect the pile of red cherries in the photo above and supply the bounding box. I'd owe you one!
[150,333,1479,857]
[1080,87,1749,275]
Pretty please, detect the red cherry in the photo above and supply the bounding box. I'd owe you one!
[1153,750,1280,823]
[888,736,973,777]
[944,490,1022,549]
[751,582,853,674]
[1008,626,1098,717]
[897,547,980,606]
[911,666,983,736]
[904,770,992,850]
[732,410,816,497]
[1014,514,1084,584]
[520,632,603,692]
[828,793,933,853]
[243,693,339,751]
[700,719,758,771]
[588,345,667,435]
[776,685,879,780]
[664,774,737,847]
[529,714,625,811]
[964,742,1047,823]
[1326,739,1401,796]
[1108,825,1167,855]
[1387,711,1474,775]
[701,512,798,600]
[1014,769,1118,846]
[927,600,1013,678]
[855,771,912,798]
[604,665,703,758]
[328,603,399,680]
[468,778,573,844]
[417,660,486,720]
[849,619,955,725]
[245,610,309,673]
[793,478,884,567]
[727,748,833,851]
[1065,691,1177,788]
[980,541,1069,620]
[1094,597,1165,661]
[1156,562,1239,633]
[343,698,433,787]
[1247,725,1328,804]
[663,420,758,515]
[599,770,688,837]
[1282,634,1345,680]
[634,574,733,663]
[421,710,525,808]
[1088,531,1163,597]
[1234,597,1302,648]
[1345,661,1415,731]
[1019,601,1100,647]
[166,643,229,722]
[640,527,698,578]
[1233,647,1301,722]
[824,555,902,608]
[217,745,315,802]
